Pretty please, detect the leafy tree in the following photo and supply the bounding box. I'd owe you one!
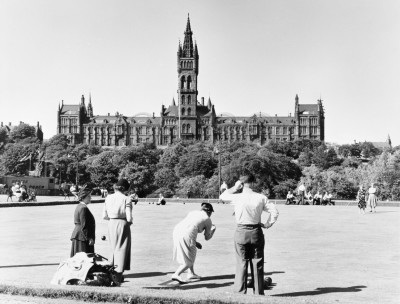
[312,147,342,169]
[120,162,156,197]
[273,179,299,199]
[220,148,301,198]
[154,167,179,192]
[176,175,208,198]
[0,143,39,175]
[158,143,187,170]
[9,123,36,142]
[359,142,381,158]
[176,144,217,178]
[338,144,361,158]
[86,151,119,190]
[203,175,220,198]
[298,149,313,167]
[0,128,9,150]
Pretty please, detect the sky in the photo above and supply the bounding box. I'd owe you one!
[1,0,399,145]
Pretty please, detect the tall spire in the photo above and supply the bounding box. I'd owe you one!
[87,93,93,117]
[182,14,194,57]
[387,134,392,147]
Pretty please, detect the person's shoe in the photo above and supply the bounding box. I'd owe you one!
[187,274,201,281]
[171,274,186,283]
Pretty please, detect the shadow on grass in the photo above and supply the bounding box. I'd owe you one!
[145,281,234,290]
[264,271,285,275]
[124,271,173,279]
[0,263,59,269]
[271,285,367,297]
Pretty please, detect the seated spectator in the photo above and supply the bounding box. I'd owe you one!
[157,193,166,205]
[323,192,335,205]
[14,183,22,202]
[313,191,322,205]
[285,190,295,205]
[21,187,29,202]
[100,187,109,198]
[305,191,313,205]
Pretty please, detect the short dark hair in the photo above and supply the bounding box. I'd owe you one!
[201,202,214,213]
[240,175,255,184]
[114,178,130,192]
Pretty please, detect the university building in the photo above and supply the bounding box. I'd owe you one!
[57,16,325,146]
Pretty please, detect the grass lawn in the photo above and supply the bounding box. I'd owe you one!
[0,202,399,303]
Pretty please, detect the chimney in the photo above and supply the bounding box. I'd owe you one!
[153,112,155,118]
[9,122,11,126]
[201,97,204,105]
[289,113,291,117]
[108,113,110,116]
[1,122,3,127]
[275,114,277,117]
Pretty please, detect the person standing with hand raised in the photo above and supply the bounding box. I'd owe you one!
[220,175,279,295]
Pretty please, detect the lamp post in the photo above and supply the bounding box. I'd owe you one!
[214,147,221,198]
[67,150,79,186]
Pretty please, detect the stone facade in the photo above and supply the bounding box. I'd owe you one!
[57,16,325,147]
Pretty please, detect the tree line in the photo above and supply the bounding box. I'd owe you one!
[1,124,399,200]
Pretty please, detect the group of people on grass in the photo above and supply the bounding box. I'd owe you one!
[69,175,279,295]
[285,185,335,206]
[286,183,379,211]
[5,182,36,202]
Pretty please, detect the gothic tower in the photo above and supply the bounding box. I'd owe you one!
[177,15,199,123]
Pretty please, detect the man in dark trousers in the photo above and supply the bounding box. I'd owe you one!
[220,175,279,295]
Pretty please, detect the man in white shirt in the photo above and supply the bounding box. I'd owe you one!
[286,190,295,205]
[220,175,279,295]
[313,191,322,205]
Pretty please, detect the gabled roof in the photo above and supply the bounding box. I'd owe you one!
[196,105,211,117]
[164,105,179,116]
[298,104,319,115]
[371,142,391,149]
[60,105,80,115]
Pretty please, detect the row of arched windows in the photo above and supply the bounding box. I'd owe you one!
[181,124,192,134]
[61,118,78,125]
[181,95,192,105]
[180,76,192,89]
[180,61,193,69]
[181,107,192,116]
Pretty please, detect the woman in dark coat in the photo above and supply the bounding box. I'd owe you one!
[70,185,95,257]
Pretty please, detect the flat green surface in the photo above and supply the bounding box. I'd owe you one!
[0,202,399,303]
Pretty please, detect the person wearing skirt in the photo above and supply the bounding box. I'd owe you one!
[356,185,367,214]
[70,185,95,257]
[102,179,135,284]
[172,202,216,283]
[367,183,378,212]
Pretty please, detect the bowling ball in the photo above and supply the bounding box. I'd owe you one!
[263,277,272,288]
[101,235,106,241]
